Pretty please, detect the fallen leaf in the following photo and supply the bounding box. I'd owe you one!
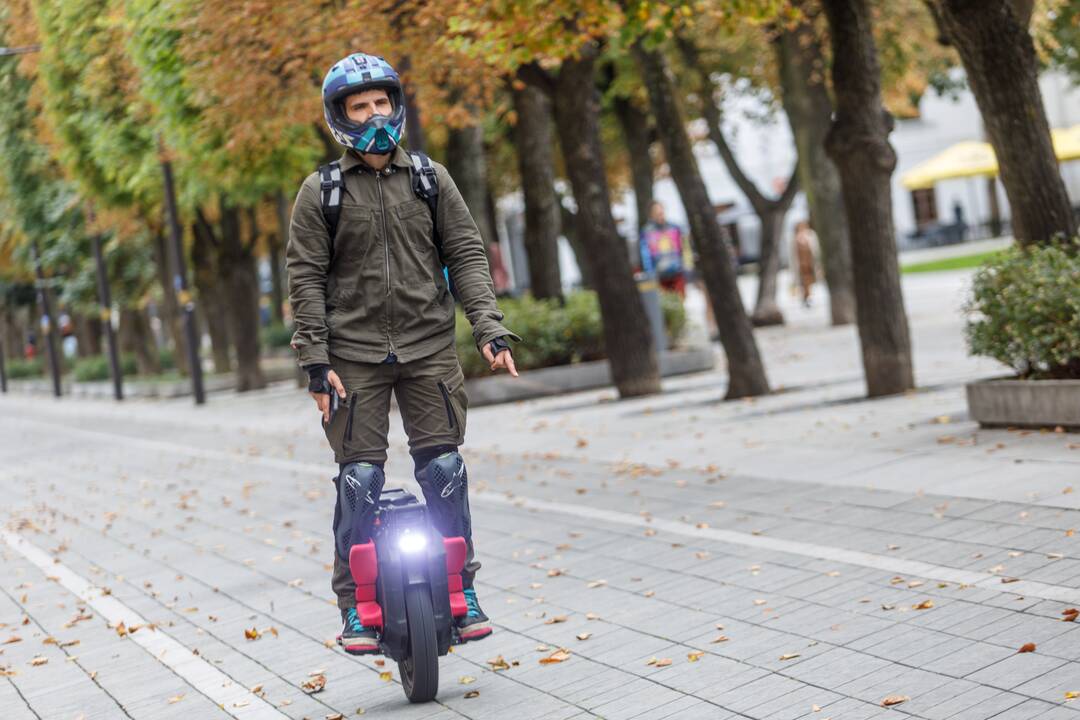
[1066,691,1080,700]
[1062,608,1079,622]
[325,714,344,720]
[167,694,185,704]
[913,600,934,610]
[487,655,511,671]
[881,695,909,707]
[373,659,385,667]
[779,653,801,661]
[1001,577,1020,584]
[645,657,672,667]
[29,656,48,666]
[687,650,705,662]
[587,580,607,589]
[711,635,729,643]
[464,690,480,699]
[244,627,261,640]
[301,674,326,694]
[378,671,392,682]
[539,648,571,664]
[2,636,21,645]
[1018,643,1036,653]
[544,615,568,625]
[576,632,592,641]
[585,612,600,620]
[459,676,476,684]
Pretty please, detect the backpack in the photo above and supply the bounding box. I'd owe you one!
[318,151,446,272]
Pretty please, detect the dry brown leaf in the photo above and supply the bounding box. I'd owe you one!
[576,632,592,641]
[464,690,480,698]
[301,674,326,694]
[1066,690,1079,699]
[459,676,476,684]
[913,600,934,610]
[779,653,801,661]
[1062,608,1079,622]
[167,694,185,704]
[687,650,705,662]
[587,580,606,589]
[753,599,767,606]
[378,671,392,681]
[244,627,261,640]
[881,695,909,707]
[487,655,511,671]
[586,612,600,620]
[114,622,128,638]
[546,569,564,577]
[544,615,568,625]
[2,636,21,645]
[1018,642,1036,653]
[373,659,385,667]
[29,656,48,667]
[325,714,344,720]
[539,648,571,664]
[711,635,730,643]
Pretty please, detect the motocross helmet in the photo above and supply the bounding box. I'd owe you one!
[322,53,405,154]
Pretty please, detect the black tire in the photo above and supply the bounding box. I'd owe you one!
[399,585,439,702]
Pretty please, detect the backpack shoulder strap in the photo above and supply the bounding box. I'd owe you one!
[407,151,442,262]
[318,161,344,256]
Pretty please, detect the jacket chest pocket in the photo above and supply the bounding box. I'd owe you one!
[332,206,376,270]
[392,200,439,284]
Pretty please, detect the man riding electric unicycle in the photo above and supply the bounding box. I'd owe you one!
[286,52,521,695]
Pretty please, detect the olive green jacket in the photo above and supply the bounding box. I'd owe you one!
[286,146,519,366]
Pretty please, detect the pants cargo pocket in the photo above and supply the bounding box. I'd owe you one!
[436,366,467,446]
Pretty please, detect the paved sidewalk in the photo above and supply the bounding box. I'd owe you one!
[1,269,1079,719]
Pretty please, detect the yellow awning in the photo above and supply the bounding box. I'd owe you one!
[901,125,1080,190]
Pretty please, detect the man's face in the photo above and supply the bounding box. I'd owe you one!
[343,88,392,125]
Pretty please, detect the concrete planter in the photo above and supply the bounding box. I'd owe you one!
[464,346,716,407]
[966,377,1080,430]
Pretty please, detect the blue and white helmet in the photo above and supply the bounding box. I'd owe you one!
[322,53,406,155]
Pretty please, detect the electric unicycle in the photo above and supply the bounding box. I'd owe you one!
[347,488,482,702]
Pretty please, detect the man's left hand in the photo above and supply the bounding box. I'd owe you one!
[482,340,519,377]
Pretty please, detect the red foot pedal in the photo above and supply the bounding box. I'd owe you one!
[349,542,383,630]
[443,537,468,618]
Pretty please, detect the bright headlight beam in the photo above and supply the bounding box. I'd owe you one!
[398,531,427,554]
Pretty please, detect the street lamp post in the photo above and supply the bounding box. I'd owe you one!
[31,240,63,398]
[91,235,123,400]
[158,139,205,405]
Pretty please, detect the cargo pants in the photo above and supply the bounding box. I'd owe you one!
[324,341,480,610]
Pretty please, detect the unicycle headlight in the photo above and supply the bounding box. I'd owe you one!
[397,529,428,554]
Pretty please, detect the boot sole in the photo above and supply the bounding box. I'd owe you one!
[338,636,381,655]
[456,624,493,643]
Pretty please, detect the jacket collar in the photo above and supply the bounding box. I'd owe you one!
[339,145,412,174]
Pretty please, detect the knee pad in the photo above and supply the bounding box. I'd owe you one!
[335,462,385,561]
[414,450,470,539]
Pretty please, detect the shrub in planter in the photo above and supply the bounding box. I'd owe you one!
[72,354,138,382]
[455,289,689,378]
[262,322,294,350]
[965,239,1080,379]
[6,357,44,379]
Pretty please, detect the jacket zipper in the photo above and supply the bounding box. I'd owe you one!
[376,171,395,357]
[437,381,457,429]
[344,392,359,442]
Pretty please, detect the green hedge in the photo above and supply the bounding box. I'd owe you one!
[456,290,687,379]
[965,239,1080,379]
[72,354,138,382]
[262,322,294,350]
[5,357,44,379]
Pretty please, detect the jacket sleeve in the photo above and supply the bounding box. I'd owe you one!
[434,163,522,352]
[285,175,332,367]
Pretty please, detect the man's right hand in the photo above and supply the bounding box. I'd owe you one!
[306,365,347,424]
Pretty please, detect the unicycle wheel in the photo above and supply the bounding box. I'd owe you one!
[399,585,439,702]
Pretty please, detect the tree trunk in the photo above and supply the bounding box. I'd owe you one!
[73,313,102,357]
[512,69,563,300]
[678,37,799,328]
[822,0,915,397]
[634,44,769,398]
[398,55,428,154]
[613,93,655,239]
[927,0,1076,246]
[446,123,498,250]
[217,204,266,392]
[525,47,661,398]
[151,230,191,376]
[192,218,232,373]
[776,15,857,326]
[118,307,160,376]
